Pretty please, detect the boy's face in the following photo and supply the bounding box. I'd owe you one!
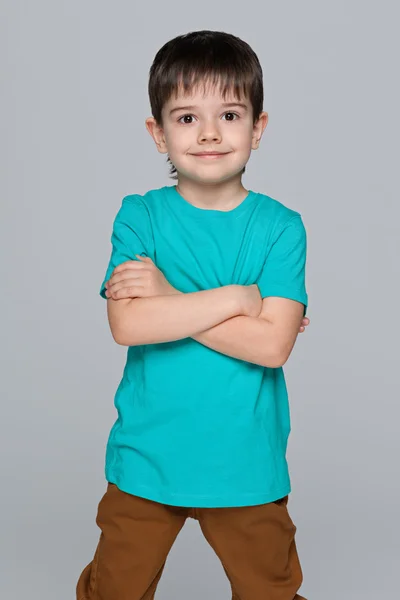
[146,82,268,185]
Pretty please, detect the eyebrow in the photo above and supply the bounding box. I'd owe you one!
[169,102,249,116]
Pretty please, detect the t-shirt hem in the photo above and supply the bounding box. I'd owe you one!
[106,470,291,508]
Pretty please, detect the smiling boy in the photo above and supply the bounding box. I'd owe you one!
[76,30,310,600]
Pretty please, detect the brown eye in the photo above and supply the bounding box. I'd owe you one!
[178,114,195,124]
[223,112,239,121]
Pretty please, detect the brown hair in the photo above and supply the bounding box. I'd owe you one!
[148,30,264,178]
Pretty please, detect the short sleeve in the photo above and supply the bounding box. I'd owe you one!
[256,215,309,316]
[99,196,152,299]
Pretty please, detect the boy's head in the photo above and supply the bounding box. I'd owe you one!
[145,30,268,184]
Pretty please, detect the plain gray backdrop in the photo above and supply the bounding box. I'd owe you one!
[2,1,399,599]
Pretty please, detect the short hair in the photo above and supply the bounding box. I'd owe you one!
[148,30,264,179]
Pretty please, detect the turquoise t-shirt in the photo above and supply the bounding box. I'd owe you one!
[99,185,308,508]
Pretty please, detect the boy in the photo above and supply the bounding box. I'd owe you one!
[76,30,310,600]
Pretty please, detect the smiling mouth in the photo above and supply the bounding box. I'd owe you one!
[191,152,230,158]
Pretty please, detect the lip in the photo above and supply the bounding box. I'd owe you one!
[191,152,229,158]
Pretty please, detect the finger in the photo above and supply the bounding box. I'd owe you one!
[113,260,147,275]
[136,254,153,263]
[110,261,154,287]
[111,260,134,276]
[108,275,144,293]
[108,269,146,287]
[106,287,138,299]
[107,283,144,299]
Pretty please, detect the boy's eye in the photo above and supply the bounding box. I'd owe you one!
[178,114,196,124]
[222,112,239,121]
[177,112,240,124]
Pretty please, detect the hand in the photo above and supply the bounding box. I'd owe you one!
[104,255,178,299]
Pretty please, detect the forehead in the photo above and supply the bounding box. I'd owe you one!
[165,78,248,108]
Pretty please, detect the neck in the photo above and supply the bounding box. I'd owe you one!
[176,175,249,211]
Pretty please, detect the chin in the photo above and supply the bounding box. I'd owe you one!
[176,163,246,184]
[186,172,237,185]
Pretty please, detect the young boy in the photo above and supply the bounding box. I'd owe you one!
[76,30,310,600]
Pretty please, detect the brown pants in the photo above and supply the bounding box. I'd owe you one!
[76,483,307,600]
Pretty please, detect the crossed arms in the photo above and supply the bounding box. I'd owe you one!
[106,284,306,369]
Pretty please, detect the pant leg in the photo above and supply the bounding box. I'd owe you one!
[196,495,307,600]
[76,483,188,600]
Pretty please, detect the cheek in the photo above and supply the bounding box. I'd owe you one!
[229,122,254,145]
[165,127,190,152]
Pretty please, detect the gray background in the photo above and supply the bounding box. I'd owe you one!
[2,1,399,598]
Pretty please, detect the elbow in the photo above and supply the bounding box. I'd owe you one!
[274,346,294,368]
[108,316,129,345]
[109,325,127,346]
[109,318,138,346]
[276,353,288,367]
[107,298,140,346]
[261,346,288,369]
[112,331,129,346]
[273,344,292,367]
[112,327,139,346]
[272,337,298,368]
[262,353,286,369]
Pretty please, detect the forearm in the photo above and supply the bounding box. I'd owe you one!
[192,315,282,368]
[116,285,244,346]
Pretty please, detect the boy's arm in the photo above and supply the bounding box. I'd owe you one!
[193,314,279,367]
[195,213,308,367]
[191,296,306,368]
[110,286,302,368]
[108,285,251,346]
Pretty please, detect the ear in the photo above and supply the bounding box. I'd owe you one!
[251,111,269,150]
[145,117,168,154]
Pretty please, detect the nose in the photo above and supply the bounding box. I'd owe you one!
[198,120,222,144]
